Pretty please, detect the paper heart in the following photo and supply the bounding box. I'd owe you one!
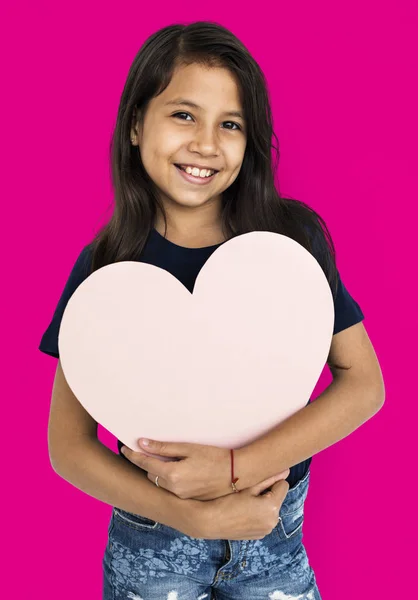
[59,231,334,452]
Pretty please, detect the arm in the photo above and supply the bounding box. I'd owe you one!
[234,322,385,488]
[48,360,202,535]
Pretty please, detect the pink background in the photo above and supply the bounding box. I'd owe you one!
[2,1,416,598]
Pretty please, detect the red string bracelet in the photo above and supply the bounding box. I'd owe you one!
[230,448,240,493]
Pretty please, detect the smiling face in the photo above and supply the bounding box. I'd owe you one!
[131,62,247,228]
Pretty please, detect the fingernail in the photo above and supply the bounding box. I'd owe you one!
[140,439,150,446]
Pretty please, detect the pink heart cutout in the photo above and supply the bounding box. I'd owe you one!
[59,232,334,452]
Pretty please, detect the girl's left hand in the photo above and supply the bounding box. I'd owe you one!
[121,438,233,501]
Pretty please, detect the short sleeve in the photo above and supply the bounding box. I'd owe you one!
[332,271,365,335]
[38,245,92,358]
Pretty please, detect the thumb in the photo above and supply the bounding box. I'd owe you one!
[138,438,191,458]
[248,469,290,497]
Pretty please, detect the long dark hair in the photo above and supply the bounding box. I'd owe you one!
[89,20,339,301]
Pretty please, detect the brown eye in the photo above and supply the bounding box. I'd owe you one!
[223,121,241,131]
[172,112,192,121]
[172,112,242,131]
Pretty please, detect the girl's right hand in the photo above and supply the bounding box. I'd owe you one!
[197,470,290,540]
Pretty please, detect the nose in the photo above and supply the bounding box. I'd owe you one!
[189,125,221,156]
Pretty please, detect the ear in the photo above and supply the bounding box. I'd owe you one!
[131,106,139,135]
[131,106,142,141]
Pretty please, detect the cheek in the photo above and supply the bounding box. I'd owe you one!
[141,126,178,160]
[224,154,245,183]
[223,141,246,169]
[139,147,170,182]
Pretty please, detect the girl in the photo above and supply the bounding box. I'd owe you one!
[39,21,385,600]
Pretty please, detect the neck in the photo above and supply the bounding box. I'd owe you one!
[153,207,226,248]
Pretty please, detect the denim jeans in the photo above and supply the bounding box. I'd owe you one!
[103,468,321,599]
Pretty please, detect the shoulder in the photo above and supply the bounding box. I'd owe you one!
[282,199,334,266]
[38,243,94,359]
[283,200,365,337]
[74,243,93,271]
[54,243,94,309]
[300,220,338,293]
[67,244,94,283]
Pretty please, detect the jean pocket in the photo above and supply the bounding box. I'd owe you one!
[113,507,160,531]
[276,470,310,540]
[278,500,305,539]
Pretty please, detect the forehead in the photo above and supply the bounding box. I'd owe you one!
[154,63,244,113]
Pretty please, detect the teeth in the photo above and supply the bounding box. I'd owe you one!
[179,165,215,178]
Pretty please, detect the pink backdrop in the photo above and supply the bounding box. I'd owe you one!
[3,1,416,598]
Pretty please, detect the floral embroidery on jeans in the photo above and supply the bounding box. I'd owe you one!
[111,535,210,586]
[244,540,285,573]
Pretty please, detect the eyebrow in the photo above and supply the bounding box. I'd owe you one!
[164,98,245,120]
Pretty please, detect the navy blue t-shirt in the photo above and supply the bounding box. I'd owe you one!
[39,227,364,488]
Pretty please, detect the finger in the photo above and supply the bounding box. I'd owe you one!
[147,472,163,488]
[121,446,170,477]
[250,472,288,497]
[275,468,290,480]
[270,478,290,502]
[137,439,194,458]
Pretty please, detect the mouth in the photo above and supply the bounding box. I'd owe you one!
[174,164,219,186]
